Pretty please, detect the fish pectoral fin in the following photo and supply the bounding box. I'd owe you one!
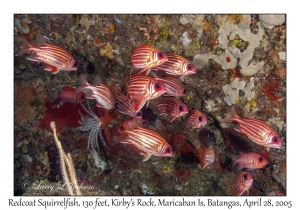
[141,153,151,161]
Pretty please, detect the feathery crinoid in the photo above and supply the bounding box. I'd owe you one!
[77,102,108,153]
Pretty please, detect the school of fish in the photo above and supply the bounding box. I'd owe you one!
[16,36,284,196]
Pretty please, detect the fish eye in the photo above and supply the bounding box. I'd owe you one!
[165,147,171,153]
[73,61,78,67]
[135,111,143,117]
[198,116,202,122]
[187,64,192,70]
[178,105,184,111]
[243,174,248,179]
[259,157,263,162]
[272,137,278,143]
[182,89,186,94]
[120,126,124,131]
[157,52,164,58]
[154,83,161,90]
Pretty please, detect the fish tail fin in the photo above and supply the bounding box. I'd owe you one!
[231,155,237,167]
[231,156,243,171]
[231,154,242,170]
[76,74,91,93]
[16,36,34,56]
[219,105,240,124]
[48,93,57,102]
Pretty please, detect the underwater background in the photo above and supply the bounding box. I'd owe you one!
[13,14,286,196]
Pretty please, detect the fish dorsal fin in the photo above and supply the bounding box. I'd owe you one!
[142,153,151,161]
[92,74,102,86]
[219,105,241,124]
[243,106,251,118]
[35,33,47,47]
[231,105,240,119]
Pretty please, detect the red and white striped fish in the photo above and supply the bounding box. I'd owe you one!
[155,76,186,97]
[16,34,77,74]
[232,172,253,196]
[127,74,166,101]
[76,74,116,110]
[200,146,215,169]
[156,97,188,122]
[186,110,207,129]
[232,151,268,170]
[220,106,282,149]
[151,54,196,76]
[117,112,146,134]
[131,44,168,75]
[121,127,173,161]
[116,94,146,116]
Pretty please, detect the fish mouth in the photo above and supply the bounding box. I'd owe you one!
[270,144,282,149]
[162,154,173,157]
[68,67,78,71]
[184,70,196,75]
[274,145,282,149]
